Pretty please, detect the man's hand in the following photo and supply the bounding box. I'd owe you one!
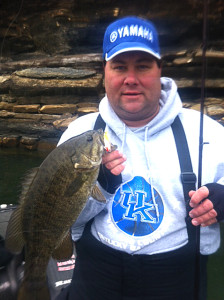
[102,150,126,175]
[189,186,218,227]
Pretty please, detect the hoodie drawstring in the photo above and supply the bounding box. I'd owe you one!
[120,123,126,154]
[144,126,160,221]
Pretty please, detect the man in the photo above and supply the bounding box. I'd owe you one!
[57,16,224,300]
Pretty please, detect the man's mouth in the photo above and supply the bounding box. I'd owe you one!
[122,91,142,96]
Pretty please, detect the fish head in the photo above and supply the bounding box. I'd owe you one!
[72,129,104,169]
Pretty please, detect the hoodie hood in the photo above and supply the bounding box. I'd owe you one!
[99,77,183,141]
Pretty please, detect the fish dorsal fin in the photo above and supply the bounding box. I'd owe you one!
[52,231,73,261]
[5,206,24,254]
[20,167,39,203]
[91,185,106,203]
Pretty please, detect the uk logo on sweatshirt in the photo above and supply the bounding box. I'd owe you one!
[112,176,164,236]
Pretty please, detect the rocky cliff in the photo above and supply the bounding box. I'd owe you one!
[0,0,223,150]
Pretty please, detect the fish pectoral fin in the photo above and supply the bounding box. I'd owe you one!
[91,185,106,203]
[5,206,25,254]
[52,231,73,260]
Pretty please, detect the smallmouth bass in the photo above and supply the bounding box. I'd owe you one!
[5,129,106,300]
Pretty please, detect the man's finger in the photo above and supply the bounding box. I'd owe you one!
[110,164,125,176]
[102,150,125,164]
[189,186,209,208]
[189,199,214,217]
[191,209,217,226]
[104,157,126,171]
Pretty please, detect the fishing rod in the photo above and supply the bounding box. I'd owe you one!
[194,0,208,299]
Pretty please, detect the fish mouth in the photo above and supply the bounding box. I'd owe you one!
[89,155,102,166]
[74,156,102,169]
[73,130,104,169]
[73,149,103,169]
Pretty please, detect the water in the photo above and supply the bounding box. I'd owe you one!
[0,147,50,205]
[0,147,223,298]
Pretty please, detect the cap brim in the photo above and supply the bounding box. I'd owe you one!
[105,42,161,61]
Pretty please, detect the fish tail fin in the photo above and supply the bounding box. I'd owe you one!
[17,280,50,300]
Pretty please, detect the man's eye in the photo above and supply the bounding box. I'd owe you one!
[113,65,125,71]
[138,65,150,70]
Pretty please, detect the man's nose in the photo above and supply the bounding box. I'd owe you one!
[123,70,139,85]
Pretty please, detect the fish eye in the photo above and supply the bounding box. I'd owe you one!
[86,135,93,142]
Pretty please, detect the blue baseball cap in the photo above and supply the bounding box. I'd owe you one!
[103,16,161,61]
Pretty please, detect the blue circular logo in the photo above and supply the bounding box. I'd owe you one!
[110,31,118,43]
[112,176,164,236]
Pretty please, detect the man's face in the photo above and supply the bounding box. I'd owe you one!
[104,51,162,126]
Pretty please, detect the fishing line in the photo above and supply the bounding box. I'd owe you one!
[0,0,24,64]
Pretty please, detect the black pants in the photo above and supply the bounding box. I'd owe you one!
[56,222,207,300]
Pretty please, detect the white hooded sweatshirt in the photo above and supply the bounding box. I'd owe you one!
[58,77,224,255]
